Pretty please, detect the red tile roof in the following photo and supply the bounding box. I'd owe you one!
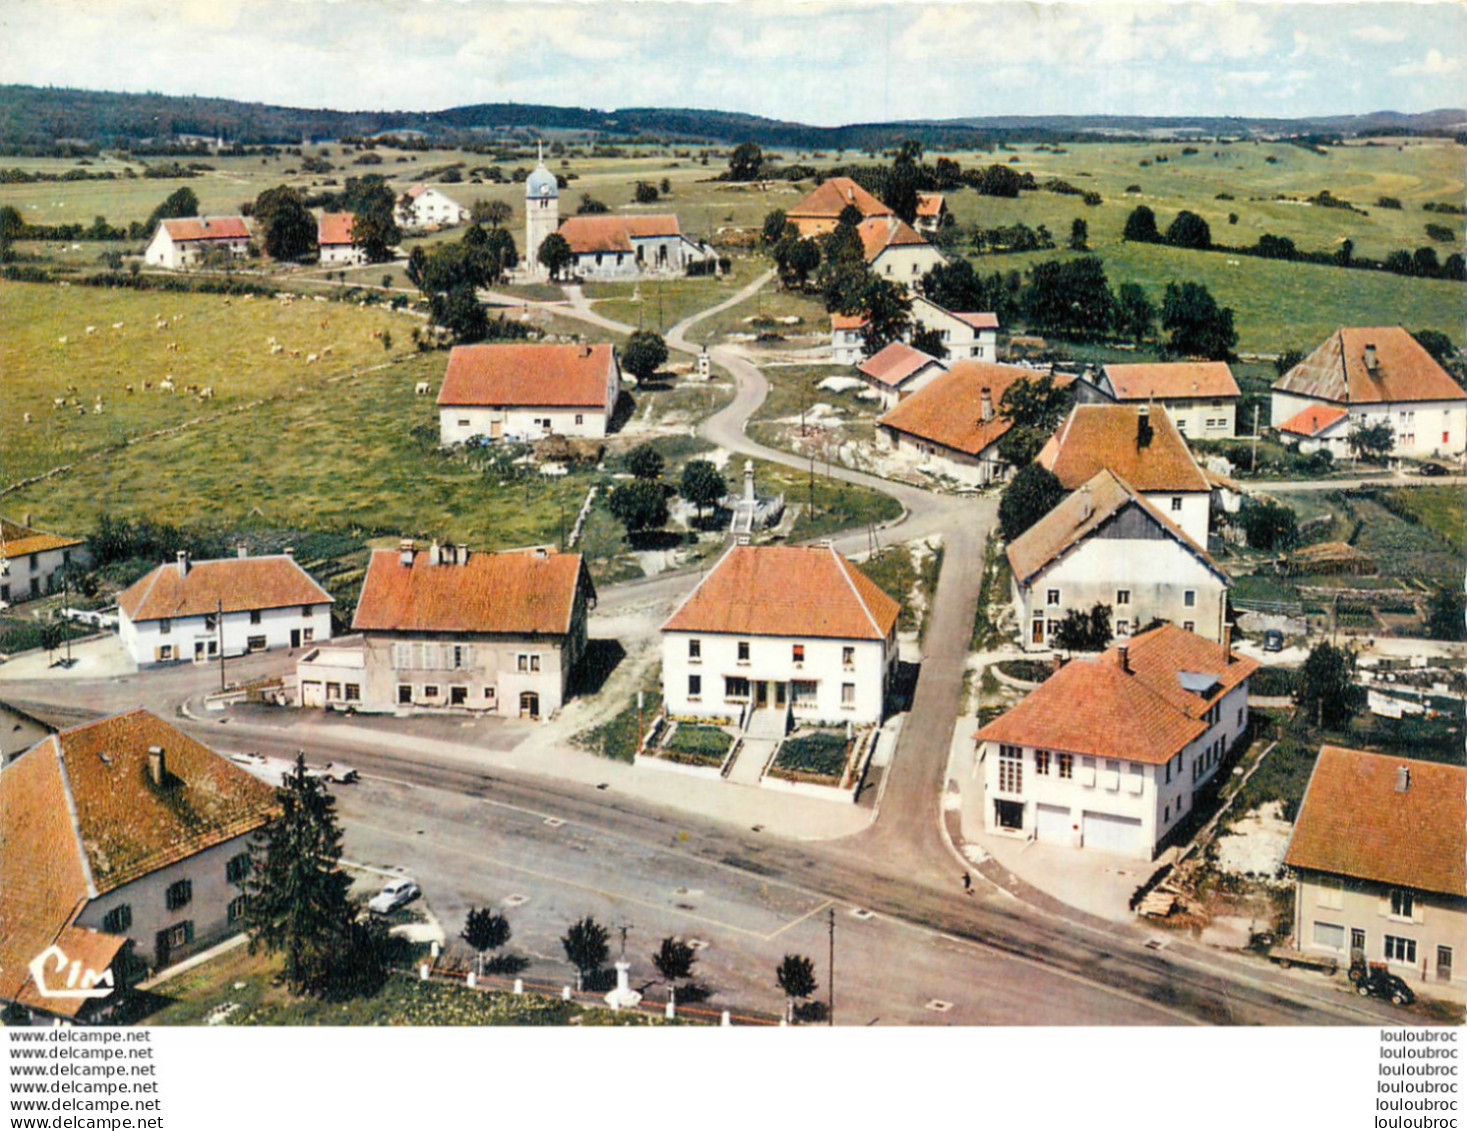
[159,216,250,242]
[662,544,899,641]
[406,183,431,198]
[1099,622,1257,719]
[317,211,356,246]
[877,361,1050,457]
[787,177,892,222]
[1103,361,1240,401]
[1273,326,1466,405]
[857,341,942,389]
[1284,746,1466,897]
[1278,403,1349,438]
[118,555,332,623]
[352,547,592,636]
[952,312,999,330]
[1,516,83,559]
[915,192,946,218]
[856,215,929,261]
[1038,404,1211,493]
[556,214,683,254]
[831,314,867,332]
[438,342,617,409]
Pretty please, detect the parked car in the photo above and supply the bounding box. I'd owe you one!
[314,761,359,784]
[368,878,420,915]
[1263,629,1284,653]
[1415,462,1449,477]
[1351,961,1415,1006]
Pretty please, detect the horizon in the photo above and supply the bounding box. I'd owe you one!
[0,1,1463,127]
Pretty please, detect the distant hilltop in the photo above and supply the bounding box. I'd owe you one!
[1,83,1463,152]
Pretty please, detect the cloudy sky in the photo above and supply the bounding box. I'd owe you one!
[0,1,1462,125]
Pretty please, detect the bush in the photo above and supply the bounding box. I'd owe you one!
[662,724,733,763]
[774,731,849,779]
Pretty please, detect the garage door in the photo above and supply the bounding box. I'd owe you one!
[1081,811,1146,857]
[1035,803,1072,843]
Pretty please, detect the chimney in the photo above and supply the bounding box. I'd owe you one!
[1079,485,1091,520]
[980,386,994,423]
[398,538,415,567]
[1222,624,1233,661]
[175,551,189,578]
[1050,653,1064,674]
[534,546,549,559]
[282,546,293,559]
[237,544,248,559]
[147,745,166,786]
[1364,344,1378,374]
[1395,765,1410,793]
[845,186,854,203]
[1136,405,1153,449]
[456,544,469,566]
[1118,644,1130,674]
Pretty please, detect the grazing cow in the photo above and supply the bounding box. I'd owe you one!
[76,406,85,415]
[57,336,67,344]
[66,385,77,394]
[85,325,97,335]
[53,397,65,408]
[143,380,152,390]
[93,400,103,414]
[271,344,284,355]
[321,346,333,357]
[289,349,301,359]
[23,412,32,424]
[124,384,134,395]
[199,386,214,399]
[166,341,180,352]
[185,384,199,394]
[306,353,319,364]
[319,318,329,330]
[414,381,430,396]
[155,320,167,331]
[159,378,175,392]
[112,322,124,330]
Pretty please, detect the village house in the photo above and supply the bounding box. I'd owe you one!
[786,176,892,237]
[1,515,88,605]
[1276,403,1351,457]
[858,215,946,280]
[1007,469,1231,651]
[974,624,1257,859]
[660,542,901,730]
[856,341,948,409]
[436,341,621,444]
[914,191,948,235]
[1285,747,1464,986]
[298,542,594,720]
[143,216,251,270]
[877,362,1061,488]
[0,710,277,1021]
[316,211,365,265]
[395,183,468,229]
[554,214,713,279]
[831,313,867,365]
[1077,361,1241,438]
[910,295,999,362]
[1038,404,1213,546]
[1270,326,1467,459]
[117,550,333,666]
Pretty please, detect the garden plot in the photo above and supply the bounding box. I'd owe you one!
[635,719,738,780]
[761,726,878,802]
[1212,801,1293,884]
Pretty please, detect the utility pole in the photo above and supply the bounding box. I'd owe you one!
[559,499,566,552]
[827,906,835,1027]
[1251,403,1260,474]
[217,597,225,693]
[62,574,72,668]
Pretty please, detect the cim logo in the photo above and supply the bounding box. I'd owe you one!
[27,944,115,1000]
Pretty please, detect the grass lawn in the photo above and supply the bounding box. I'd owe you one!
[772,730,850,780]
[691,279,828,345]
[1384,486,1467,556]
[856,541,942,636]
[574,669,662,762]
[661,722,734,765]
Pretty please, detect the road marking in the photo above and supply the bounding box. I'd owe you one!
[763,898,834,941]
[924,999,953,1012]
[362,773,417,789]
[849,907,876,920]
[502,893,530,907]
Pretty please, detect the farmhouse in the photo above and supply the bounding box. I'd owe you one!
[974,624,1256,859]
[831,313,867,365]
[857,215,946,280]
[396,183,468,229]
[1276,403,1351,457]
[307,541,595,720]
[914,192,948,235]
[0,710,277,1020]
[660,542,900,729]
[1,516,88,605]
[1079,361,1241,438]
[786,176,893,237]
[555,215,713,279]
[1038,404,1213,545]
[317,211,365,265]
[856,341,947,408]
[877,362,1059,487]
[910,295,999,362]
[117,551,333,666]
[1270,327,1467,459]
[1285,747,1464,986]
[1006,469,1231,651]
[437,342,621,444]
[143,216,250,270]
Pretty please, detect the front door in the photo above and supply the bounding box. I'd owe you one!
[154,929,171,969]
[755,681,769,709]
[290,629,301,649]
[194,641,206,661]
[1031,619,1044,645]
[490,419,503,439]
[774,682,786,709]
[1350,929,1366,964]
[519,691,540,720]
[1438,946,1453,982]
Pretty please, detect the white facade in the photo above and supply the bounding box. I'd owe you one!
[143,228,250,271]
[832,324,864,365]
[319,241,367,266]
[980,681,1250,859]
[662,630,894,726]
[120,602,331,666]
[869,242,946,282]
[439,403,611,444]
[397,186,467,229]
[910,297,998,362]
[1155,397,1237,439]
[569,235,712,280]
[878,428,1005,488]
[1137,491,1209,546]
[1270,392,1467,459]
[0,544,85,605]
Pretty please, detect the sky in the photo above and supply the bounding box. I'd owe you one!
[0,0,1463,126]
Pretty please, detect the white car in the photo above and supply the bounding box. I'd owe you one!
[368,878,420,915]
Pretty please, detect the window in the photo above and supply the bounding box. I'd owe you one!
[1103,758,1121,791]
[250,609,262,625]
[228,896,248,924]
[226,853,251,883]
[204,613,217,631]
[791,680,818,707]
[301,605,313,618]
[724,676,750,701]
[998,745,1023,794]
[575,414,584,426]
[1116,620,1130,636]
[1057,753,1073,779]
[326,681,342,701]
[1079,755,1096,787]
[1116,590,1131,606]
[1389,889,1415,920]
[303,627,314,643]
[345,683,361,702]
[1384,936,1417,965]
[423,684,440,699]
[398,684,413,705]
[517,654,541,673]
[164,921,194,949]
[1046,589,1060,607]
[450,686,468,706]
[165,879,193,911]
[458,418,470,428]
[842,646,855,669]
[1034,749,1051,776]
[1237,707,1244,726]
[840,682,855,707]
[688,674,702,699]
[1165,755,1173,785]
[1170,497,1182,512]
[483,686,496,701]
[1184,590,1196,608]
[160,618,172,634]
[737,641,750,663]
[156,644,174,662]
[1313,920,1347,951]
[792,644,805,665]
[688,639,701,661]
[247,635,267,652]
[1316,878,1343,910]
[102,904,132,934]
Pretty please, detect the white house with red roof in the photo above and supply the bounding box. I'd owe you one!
[317,211,365,265]
[856,341,947,408]
[1270,327,1467,458]
[914,192,948,235]
[787,177,892,237]
[660,542,901,729]
[395,183,468,229]
[437,342,622,443]
[1083,361,1241,438]
[117,550,333,666]
[858,215,946,281]
[1,515,88,605]
[298,541,594,719]
[974,624,1256,858]
[831,313,867,365]
[910,295,998,362]
[1276,403,1351,457]
[554,214,712,279]
[144,216,251,270]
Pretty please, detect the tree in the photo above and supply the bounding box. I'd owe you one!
[761,209,789,246]
[561,916,610,991]
[727,141,764,182]
[652,937,697,994]
[911,324,948,359]
[1114,282,1156,344]
[778,236,820,288]
[342,176,400,263]
[817,218,869,313]
[608,479,669,537]
[471,199,513,228]
[0,205,23,242]
[1334,238,1355,268]
[1052,603,1112,652]
[1412,246,1441,278]
[855,277,912,357]
[577,194,609,215]
[1295,643,1363,730]
[633,181,660,204]
[1161,281,1236,360]
[626,442,665,481]
[1165,210,1212,250]
[1346,419,1394,463]
[1442,253,1466,282]
[1239,498,1298,551]
[996,374,1072,467]
[775,954,818,1022]
[1426,585,1466,642]
[430,284,488,343]
[998,464,1066,542]
[537,232,573,281]
[244,755,381,999]
[680,460,727,519]
[885,146,921,226]
[146,186,199,232]
[1068,217,1089,251]
[1411,330,1457,369]
[253,185,316,261]
[621,330,668,383]
[40,620,66,665]
[1273,348,1306,377]
[462,908,511,975]
[1122,204,1160,242]
[1022,257,1116,339]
